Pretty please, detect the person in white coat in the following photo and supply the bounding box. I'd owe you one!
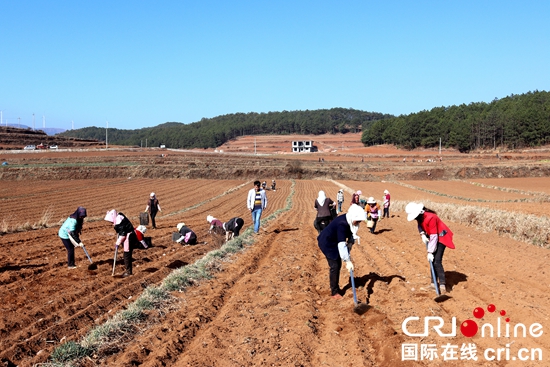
[247,180,267,234]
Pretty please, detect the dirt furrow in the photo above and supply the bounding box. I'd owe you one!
[0,181,288,366]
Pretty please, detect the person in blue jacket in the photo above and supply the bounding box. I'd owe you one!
[317,204,366,299]
[58,206,87,269]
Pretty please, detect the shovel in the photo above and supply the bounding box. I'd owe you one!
[112,245,118,276]
[349,268,370,315]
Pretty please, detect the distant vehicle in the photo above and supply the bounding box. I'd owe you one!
[160,144,166,149]
[37,144,47,149]
[49,145,58,149]
[23,145,36,150]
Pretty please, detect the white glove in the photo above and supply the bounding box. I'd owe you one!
[176,236,183,243]
[427,253,434,262]
[421,233,429,245]
[76,242,84,248]
[345,261,354,272]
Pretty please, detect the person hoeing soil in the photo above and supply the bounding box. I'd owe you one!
[317,204,366,299]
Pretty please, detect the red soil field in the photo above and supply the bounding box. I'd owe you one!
[0,142,549,366]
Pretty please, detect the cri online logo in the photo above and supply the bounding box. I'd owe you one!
[402,304,544,338]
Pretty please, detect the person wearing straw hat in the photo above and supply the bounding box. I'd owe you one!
[145,192,162,229]
[405,202,455,294]
[365,197,382,234]
[175,222,197,245]
[317,204,366,299]
[382,190,391,219]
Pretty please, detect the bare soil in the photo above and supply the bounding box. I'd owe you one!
[0,138,549,367]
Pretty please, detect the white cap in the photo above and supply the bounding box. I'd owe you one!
[177,222,185,231]
[150,192,155,198]
[405,202,424,221]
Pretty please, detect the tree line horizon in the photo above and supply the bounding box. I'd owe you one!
[59,90,549,152]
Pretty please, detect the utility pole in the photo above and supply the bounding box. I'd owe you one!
[439,137,441,155]
[106,121,108,149]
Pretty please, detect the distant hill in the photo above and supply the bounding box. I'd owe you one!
[59,108,393,149]
[4,124,66,136]
[0,126,102,150]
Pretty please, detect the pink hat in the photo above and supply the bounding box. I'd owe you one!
[104,209,117,223]
[356,190,362,196]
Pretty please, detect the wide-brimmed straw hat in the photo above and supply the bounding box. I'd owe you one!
[367,197,376,204]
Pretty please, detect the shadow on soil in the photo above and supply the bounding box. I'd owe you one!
[444,271,468,290]
[273,227,300,233]
[343,272,406,306]
[0,263,47,272]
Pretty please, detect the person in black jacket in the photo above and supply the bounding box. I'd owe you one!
[104,209,139,277]
[145,192,162,229]
[175,222,198,245]
[224,217,245,242]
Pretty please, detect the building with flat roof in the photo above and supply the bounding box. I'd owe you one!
[292,140,314,152]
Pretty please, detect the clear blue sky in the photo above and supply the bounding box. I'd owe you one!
[1,1,549,131]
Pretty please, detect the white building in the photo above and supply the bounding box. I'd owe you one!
[292,140,313,152]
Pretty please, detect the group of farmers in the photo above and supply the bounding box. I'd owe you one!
[58,180,270,277]
[316,188,454,299]
[59,180,454,299]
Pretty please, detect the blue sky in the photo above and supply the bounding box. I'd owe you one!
[1,1,549,131]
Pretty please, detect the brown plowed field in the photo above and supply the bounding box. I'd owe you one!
[1,146,549,367]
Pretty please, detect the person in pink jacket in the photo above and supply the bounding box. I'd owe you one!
[406,202,455,294]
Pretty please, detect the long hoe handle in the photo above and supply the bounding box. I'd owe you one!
[429,260,441,296]
[350,268,358,306]
[112,246,118,276]
[82,245,93,263]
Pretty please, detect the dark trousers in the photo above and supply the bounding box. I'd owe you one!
[326,257,342,296]
[369,217,379,233]
[61,238,75,267]
[432,242,446,285]
[383,207,390,218]
[150,210,158,228]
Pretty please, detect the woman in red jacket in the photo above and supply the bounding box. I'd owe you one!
[406,202,455,294]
